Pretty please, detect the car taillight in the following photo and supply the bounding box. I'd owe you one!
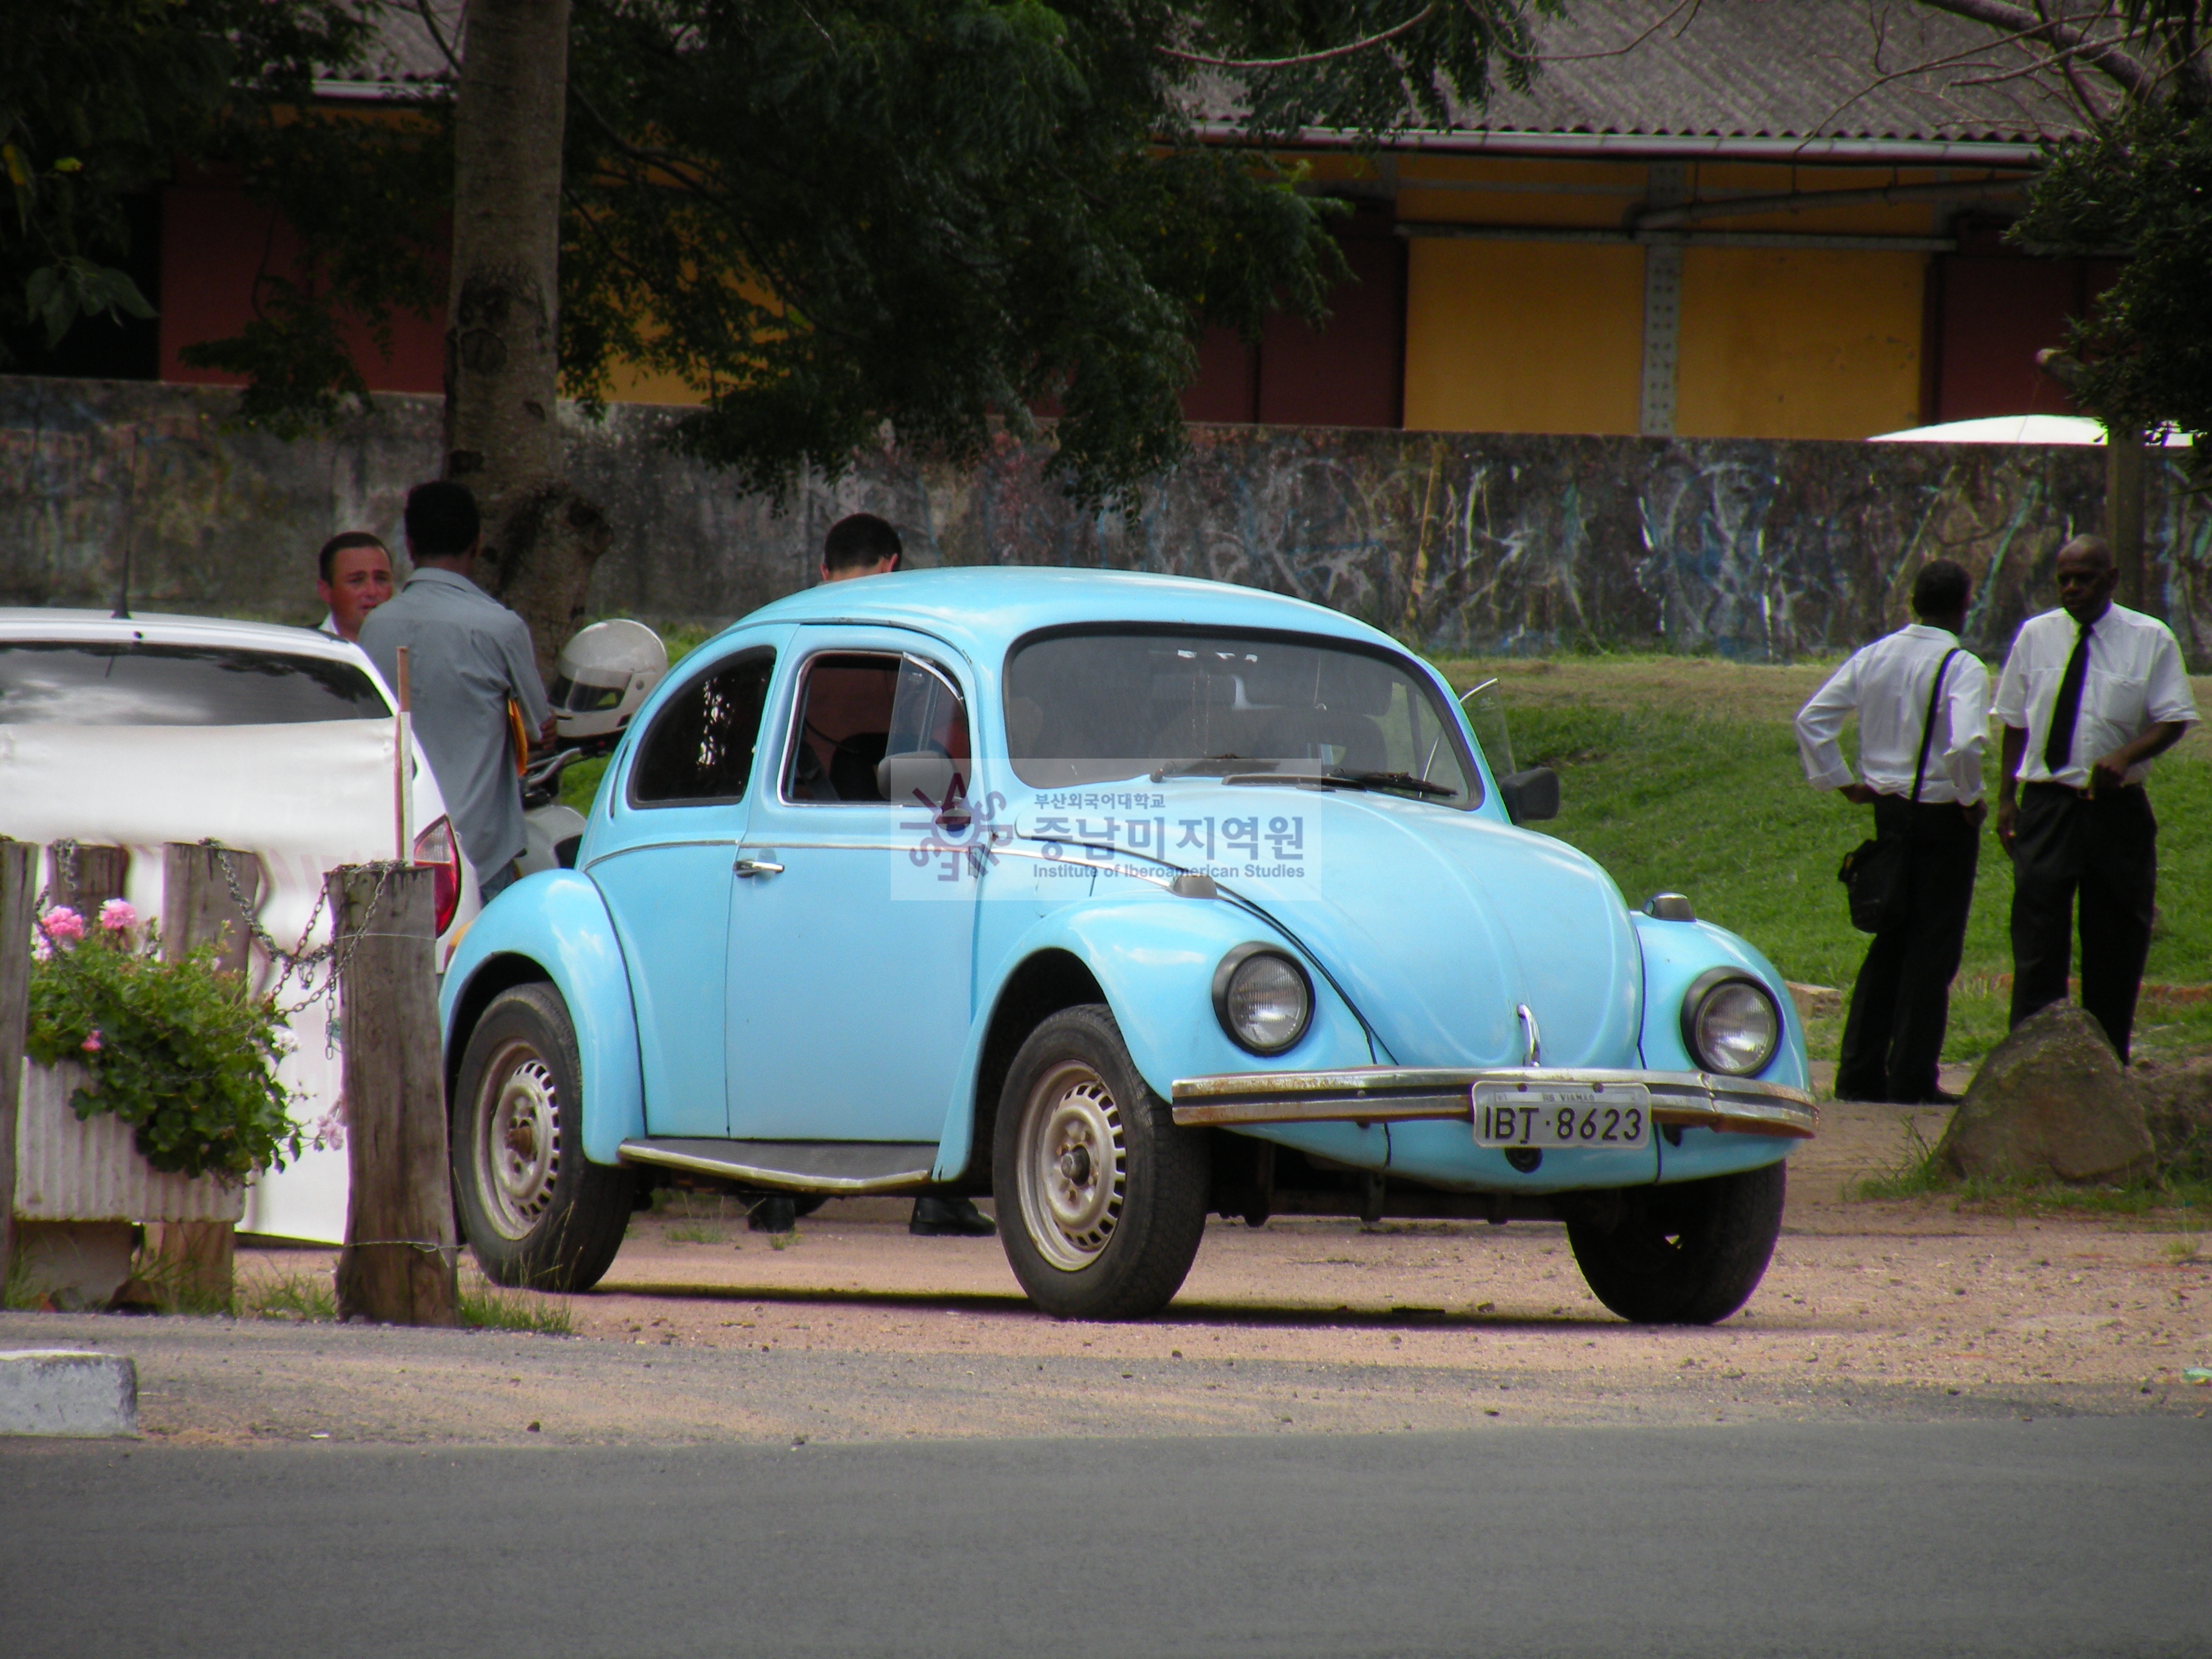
[413,816,462,934]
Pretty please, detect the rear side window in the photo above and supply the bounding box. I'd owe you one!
[629,649,775,806]
[0,641,389,725]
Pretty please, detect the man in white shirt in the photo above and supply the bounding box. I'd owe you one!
[1994,535,2197,1062]
[1796,559,1991,1104]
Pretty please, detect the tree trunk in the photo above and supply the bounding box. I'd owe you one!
[444,0,609,683]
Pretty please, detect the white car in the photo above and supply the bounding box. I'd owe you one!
[0,609,480,1243]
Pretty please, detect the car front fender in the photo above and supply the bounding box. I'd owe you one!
[1632,912,1811,1181]
[439,870,643,1166]
[937,888,1379,1178]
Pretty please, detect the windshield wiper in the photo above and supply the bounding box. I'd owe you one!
[1150,754,1249,781]
[1225,767,1457,800]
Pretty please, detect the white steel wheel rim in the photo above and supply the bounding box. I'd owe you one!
[478,1039,561,1240]
[1016,1061,1127,1272]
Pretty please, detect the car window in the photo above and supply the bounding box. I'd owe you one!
[0,640,389,726]
[628,648,775,806]
[1003,627,1481,806]
[785,651,970,804]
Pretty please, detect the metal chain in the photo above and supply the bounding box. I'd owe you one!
[202,842,395,1026]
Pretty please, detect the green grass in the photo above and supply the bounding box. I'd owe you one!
[246,1269,338,1322]
[458,1281,576,1335]
[1438,660,2212,1070]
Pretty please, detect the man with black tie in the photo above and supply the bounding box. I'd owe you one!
[1797,559,1990,1104]
[1994,535,2197,1063]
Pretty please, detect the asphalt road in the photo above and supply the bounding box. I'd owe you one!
[7,1419,2207,1658]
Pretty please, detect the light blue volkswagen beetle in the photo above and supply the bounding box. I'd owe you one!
[440,568,1815,1322]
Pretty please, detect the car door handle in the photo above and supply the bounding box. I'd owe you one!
[734,857,785,878]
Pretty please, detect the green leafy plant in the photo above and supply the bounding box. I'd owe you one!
[25,900,302,1182]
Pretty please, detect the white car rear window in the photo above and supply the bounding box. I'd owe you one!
[0,642,389,726]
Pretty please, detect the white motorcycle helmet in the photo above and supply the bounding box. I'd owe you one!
[550,619,667,746]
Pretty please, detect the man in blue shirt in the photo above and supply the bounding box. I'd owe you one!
[360,481,552,903]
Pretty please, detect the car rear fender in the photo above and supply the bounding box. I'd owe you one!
[934,893,1376,1182]
[439,870,643,1165]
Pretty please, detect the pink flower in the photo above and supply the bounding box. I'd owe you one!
[98,898,138,933]
[33,936,52,963]
[39,906,85,944]
[81,1030,102,1054]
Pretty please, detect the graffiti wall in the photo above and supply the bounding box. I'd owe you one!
[3,376,2205,666]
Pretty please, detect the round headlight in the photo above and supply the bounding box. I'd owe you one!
[1681,970,1781,1076]
[1212,945,1313,1055]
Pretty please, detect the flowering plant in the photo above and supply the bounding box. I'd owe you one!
[26,902,302,1182]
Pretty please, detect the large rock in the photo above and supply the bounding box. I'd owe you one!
[1937,1004,2156,1184]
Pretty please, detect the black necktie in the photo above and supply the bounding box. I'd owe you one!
[2043,620,2093,773]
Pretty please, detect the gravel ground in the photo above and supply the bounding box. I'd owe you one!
[5,1105,2207,1449]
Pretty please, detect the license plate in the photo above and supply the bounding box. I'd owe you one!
[1473,1082,1652,1150]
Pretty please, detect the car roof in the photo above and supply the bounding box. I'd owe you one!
[0,608,360,663]
[724,567,1404,663]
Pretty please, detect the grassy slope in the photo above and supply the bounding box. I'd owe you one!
[1437,657,2212,1067]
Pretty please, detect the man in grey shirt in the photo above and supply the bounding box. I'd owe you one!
[360,481,552,903]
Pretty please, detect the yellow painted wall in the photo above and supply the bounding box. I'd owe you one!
[1403,238,1645,435]
[1674,247,1926,440]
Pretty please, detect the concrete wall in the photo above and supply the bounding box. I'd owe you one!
[4,375,2207,668]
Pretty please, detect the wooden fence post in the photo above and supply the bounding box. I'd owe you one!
[329,863,458,1326]
[147,843,266,1304]
[0,840,37,1294]
[45,844,130,917]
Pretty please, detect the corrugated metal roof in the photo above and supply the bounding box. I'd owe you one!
[329,1,2102,147]
[1453,0,2098,145]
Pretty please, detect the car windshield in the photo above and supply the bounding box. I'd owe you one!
[1003,628,1482,806]
[0,640,390,726]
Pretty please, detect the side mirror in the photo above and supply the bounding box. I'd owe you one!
[1498,766,1560,825]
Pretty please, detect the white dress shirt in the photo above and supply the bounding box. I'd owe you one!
[1796,623,1992,805]
[1992,604,2197,788]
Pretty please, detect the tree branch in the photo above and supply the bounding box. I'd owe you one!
[1157,5,1436,70]
[1909,0,2167,101]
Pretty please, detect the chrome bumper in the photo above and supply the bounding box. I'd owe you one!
[1169,1066,1818,1139]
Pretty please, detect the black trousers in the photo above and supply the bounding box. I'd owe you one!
[2008,781,2158,1062]
[1836,796,1980,1104]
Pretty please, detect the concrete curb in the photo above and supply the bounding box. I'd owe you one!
[0,1349,139,1438]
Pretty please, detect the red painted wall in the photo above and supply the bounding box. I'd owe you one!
[158,167,447,394]
[1182,206,1407,428]
[1928,224,2120,423]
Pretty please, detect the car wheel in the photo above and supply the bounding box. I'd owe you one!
[451,981,635,1292]
[993,1005,1210,1320]
[1564,1161,1786,1326]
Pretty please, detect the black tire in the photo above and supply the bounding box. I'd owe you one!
[993,1005,1210,1320]
[451,982,635,1292]
[1565,1161,1786,1326]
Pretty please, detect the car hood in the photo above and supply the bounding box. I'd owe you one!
[1161,786,1642,1070]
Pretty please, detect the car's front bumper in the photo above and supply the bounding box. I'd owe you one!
[1170,1067,1818,1139]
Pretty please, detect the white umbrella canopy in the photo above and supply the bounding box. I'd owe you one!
[1869,415,2193,446]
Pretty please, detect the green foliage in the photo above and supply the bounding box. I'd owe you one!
[0,0,387,367]
[2019,100,2212,472]
[113,1,1549,501]
[26,907,303,1183]
[561,0,1553,506]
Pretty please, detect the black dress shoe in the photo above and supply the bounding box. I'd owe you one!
[911,1196,996,1237]
[1916,1087,1966,1106]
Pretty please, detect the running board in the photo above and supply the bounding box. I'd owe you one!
[618,1138,939,1193]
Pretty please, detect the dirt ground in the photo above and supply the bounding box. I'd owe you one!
[7,1102,2204,1450]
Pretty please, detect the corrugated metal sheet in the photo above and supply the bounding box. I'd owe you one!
[13,1061,246,1224]
[1459,1,2100,144]
[1184,0,2103,147]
